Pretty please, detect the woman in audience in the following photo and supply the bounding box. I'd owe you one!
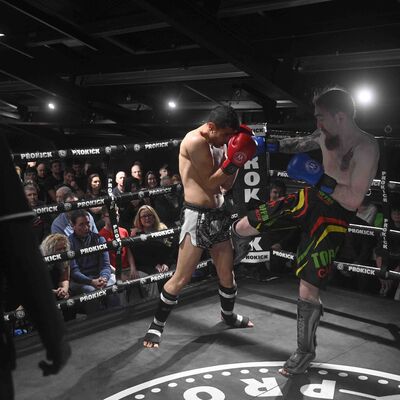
[144,170,158,189]
[85,173,106,228]
[131,205,178,290]
[40,233,70,300]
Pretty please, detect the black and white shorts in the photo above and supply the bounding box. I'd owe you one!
[179,202,231,249]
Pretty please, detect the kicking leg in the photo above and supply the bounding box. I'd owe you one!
[210,240,254,328]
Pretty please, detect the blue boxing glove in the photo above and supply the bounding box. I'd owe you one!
[287,153,337,194]
[250,137,279,155]
[266,139,279,153]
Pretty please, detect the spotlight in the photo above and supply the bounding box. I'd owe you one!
[355,87,375,106]
[48,102,56,110]
[0,33,5,37]
[168,100,177,109]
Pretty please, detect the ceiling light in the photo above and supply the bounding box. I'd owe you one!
[355,87,375,106]
[0,33,5,37]
[168,100,177,109]
[48,102,56,110]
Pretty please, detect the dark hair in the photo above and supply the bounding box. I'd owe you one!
[70,209,89,225]
[86,173,102,196]
[132,160,143,169]
[208,105,240,130]
[145,170,158,187]
[159,163,171,172]
[63,167,75,176]
[24,166,37,175]
[124,176,141,193]
[313,88,356,118]
[270,179,286,195]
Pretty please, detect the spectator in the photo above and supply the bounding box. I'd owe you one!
[99,206,138,281]
[71,159,87,192]
[23,167,38,184]
[51,193,98,236]
[171,173,182,185]
[151,175,181,227]
[269,180,286,201]
[23,183,51,243]
[85,173,107,227]
[40,234,70,301]
[112,171,126,196]
[131,205,178,292]
[44,160,64,203]
[159,163,172,179]
[36,162,48,202]
[119,177,144,231]
[144,170,158,189]
[131,161,144,187]
[59,168,85,199]
[55,186,73,204]
[68,210,115,312]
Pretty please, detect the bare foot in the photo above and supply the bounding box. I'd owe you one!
[278,368,291,378]
[143,340,159,348]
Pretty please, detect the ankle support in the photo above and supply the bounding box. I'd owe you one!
[153,288,178,331]
[219,284,237,318]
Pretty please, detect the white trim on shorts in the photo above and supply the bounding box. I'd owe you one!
[179,208,199,247]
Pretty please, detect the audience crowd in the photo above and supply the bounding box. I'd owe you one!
[10,156,400,329]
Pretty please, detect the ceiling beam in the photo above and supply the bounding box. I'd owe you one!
[218,0,333,17]
[0,52,151,123]
[135,0,304,107]
[79,64,248,86]
[0,0,100,51]
[297,48,400,72]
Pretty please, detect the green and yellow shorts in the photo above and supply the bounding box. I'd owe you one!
[247,187,355,288]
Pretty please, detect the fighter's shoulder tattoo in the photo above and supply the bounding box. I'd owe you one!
[279,129,321,154]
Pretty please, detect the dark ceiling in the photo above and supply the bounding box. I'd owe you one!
[0,0,400,150]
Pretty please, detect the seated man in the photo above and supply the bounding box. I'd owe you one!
[68,210,115,312]
[51,193,98,236]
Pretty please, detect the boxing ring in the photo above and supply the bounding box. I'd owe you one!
[6,129,400,400]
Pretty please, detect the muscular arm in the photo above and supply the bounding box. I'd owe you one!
[332,143,379,211]
[185,135,232,191]
[279,129,321,154]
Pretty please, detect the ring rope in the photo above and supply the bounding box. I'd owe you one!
[11,139,182,162]
[3,258,214,321]
[32,184,182,216]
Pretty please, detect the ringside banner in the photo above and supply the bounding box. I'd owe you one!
[234,124,270,264]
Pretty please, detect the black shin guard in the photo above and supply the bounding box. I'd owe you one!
[145,288,178,344]
[283,298,323,375]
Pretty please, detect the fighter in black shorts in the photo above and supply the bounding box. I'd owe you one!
[247,187,354,287]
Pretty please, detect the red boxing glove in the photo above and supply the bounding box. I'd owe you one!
[237,124,254,136]
[221,133,257,175]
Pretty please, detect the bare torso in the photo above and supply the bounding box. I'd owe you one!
[280,128,379,211]
[180,129,226,208]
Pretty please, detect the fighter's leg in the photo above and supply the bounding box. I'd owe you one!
[231,217,259,265]
[210,240,254,328]
[279,279,322,377]
[143,234,203,348]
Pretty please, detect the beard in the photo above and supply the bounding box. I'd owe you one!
[324,132,340,150]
